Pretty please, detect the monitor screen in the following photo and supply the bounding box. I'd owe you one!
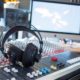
[0,1,3,18]
[31,1,80,34]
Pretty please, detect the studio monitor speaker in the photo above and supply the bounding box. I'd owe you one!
[4,8,29,28]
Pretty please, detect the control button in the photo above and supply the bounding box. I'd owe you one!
[11,68,18,73]
[32,71,35,75]
[4,67,10,72]
[34,73,38,77]
[51,57,58,62]
[11,77,16,80]
[32,71,38,77]
[27,73,31,77]
[27,73,34,78]
[50,65,57,70]
[36,70,39,73]
[29,74,34,79]
[40,67,50,74]
[44,67,51,73]
[41,69,47,74]
[57,63,65,68]
[36,70,42,76]
[38,71,43,76]
[40,68,46,74]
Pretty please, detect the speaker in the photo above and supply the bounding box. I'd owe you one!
[4,8,29,28]
[15,9,28,27]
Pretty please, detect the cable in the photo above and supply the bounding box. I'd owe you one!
[31,24,43,53]
[31,24,42,41]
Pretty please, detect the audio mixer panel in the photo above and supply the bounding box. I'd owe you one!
[0,51,80,80]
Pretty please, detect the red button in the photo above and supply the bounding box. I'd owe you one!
[51,57,58,62]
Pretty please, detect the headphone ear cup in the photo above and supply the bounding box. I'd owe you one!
[22,43,38,67]
[7,44,24,64]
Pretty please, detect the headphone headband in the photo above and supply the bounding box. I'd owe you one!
[1,26,43,54]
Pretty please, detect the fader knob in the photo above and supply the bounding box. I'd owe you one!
[36,70,42,75]
[4,67,10,72]
[27,73,34,78]
[11,67,18,73]
[11,77,16,80]
[32,71,38,77]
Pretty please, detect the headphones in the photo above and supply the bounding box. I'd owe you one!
[1,26,43,67]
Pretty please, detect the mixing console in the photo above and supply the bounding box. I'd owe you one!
[0,51,80,80]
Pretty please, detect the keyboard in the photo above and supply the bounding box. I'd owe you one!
[67,57,80,64]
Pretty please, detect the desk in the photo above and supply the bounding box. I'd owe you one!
[44,38,80,53]
[61,42,80,52]
[50,41,80,52]
[66,47,80,52]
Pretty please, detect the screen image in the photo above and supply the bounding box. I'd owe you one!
[31,1,80,34]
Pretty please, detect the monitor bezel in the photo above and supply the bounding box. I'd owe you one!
[30,0,80,35]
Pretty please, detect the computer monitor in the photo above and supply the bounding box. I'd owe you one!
[0,1,3,18]
[31,0,80,35]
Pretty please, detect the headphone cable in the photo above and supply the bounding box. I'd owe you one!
[31,24,42,41]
